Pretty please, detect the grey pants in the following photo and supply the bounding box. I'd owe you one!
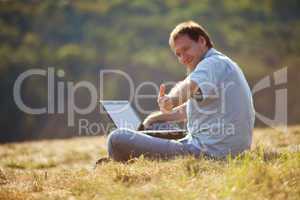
[107,128,201,162]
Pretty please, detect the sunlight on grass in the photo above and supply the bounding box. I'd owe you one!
[0,127,299,200]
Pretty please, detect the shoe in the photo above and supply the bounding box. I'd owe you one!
[94,156,111,168]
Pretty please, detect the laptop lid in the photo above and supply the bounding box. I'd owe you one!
[100,100,142,130]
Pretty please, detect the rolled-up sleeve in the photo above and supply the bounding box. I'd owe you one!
[186,59,219,101]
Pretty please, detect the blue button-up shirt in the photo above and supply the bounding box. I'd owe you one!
[185,48,255,158]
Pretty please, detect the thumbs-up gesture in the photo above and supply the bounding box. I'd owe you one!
[157,84,173,113]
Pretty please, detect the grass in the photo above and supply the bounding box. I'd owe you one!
[0,126,299,200]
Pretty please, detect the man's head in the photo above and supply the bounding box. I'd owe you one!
[169,21,213,70]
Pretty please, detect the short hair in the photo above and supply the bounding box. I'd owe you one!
[169,21,214,49]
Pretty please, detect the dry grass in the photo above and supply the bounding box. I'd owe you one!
[0,126,299,200]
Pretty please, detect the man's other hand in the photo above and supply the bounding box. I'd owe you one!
[142,111,161,129]
[142,115,155,129]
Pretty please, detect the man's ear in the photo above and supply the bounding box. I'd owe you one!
[197,36,206,46]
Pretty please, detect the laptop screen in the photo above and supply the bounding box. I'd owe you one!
[100,101,141,130]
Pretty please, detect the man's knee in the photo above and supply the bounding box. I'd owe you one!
[107,128,134,159]
[107,128,132,146]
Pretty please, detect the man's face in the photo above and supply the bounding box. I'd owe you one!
[173,34,208,71]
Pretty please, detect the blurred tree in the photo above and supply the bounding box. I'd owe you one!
[0,0,299,142]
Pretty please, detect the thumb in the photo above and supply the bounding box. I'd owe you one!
[159,84,166,97]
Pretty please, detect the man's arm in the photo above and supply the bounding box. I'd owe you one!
[158,79,200,112]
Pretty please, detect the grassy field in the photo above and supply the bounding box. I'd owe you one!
[0,126,299,200]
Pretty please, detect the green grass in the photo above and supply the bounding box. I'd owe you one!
[0,127,299,200]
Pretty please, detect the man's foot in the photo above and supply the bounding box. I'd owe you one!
[94,157,111,169]
[95,157,111,164]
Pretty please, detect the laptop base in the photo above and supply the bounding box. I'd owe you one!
[140,130,186,140]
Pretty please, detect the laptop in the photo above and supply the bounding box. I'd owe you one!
[100,100,186,139]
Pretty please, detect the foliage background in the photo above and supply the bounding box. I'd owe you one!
[0,0,299,142]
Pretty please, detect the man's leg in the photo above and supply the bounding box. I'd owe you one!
[107,128,192,162]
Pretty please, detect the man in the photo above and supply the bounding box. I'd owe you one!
[106,21,255,162]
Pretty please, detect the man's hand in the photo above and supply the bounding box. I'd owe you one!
[142,115,155,129]
[142,104,188,129]
[142,111,162,129]
[157,84,173,113]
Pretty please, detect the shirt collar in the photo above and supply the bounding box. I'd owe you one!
[190,48,221,73]
[202,48,220,59]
